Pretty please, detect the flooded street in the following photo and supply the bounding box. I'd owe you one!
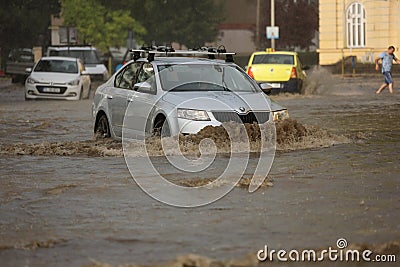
[0,74,399,266]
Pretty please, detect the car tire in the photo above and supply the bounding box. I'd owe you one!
[79,87,84,100]
[95,113,111,139]
[298,80,304,94]
[153,117,170,137]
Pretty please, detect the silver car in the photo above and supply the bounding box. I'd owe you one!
[92,53,288,139]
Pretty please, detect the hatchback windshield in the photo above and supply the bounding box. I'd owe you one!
[49,50,100,64]
[252,54,294,65]
[34,60,78,73]
[158,64,260,93]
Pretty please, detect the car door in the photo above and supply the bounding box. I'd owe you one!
[108,62,142,137]
[125,62,158,138]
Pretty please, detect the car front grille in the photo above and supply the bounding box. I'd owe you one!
[212,111,270,124]
[36,86,67,94]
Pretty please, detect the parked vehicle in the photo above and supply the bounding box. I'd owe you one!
[47,46,109,81]
[5,48,35,83]
[25,57,91,100]
[93,48,289,139]
[246,50,308,94]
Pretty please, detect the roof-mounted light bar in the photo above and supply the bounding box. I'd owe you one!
[128,45,236,63]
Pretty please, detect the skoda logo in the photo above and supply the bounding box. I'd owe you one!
[270,68,274,73]
[239,107,246,112]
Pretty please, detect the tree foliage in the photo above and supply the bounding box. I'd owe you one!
[260,0,318,50]
[0,0,59,65]
[98,0,223,48]
[61,0,146,51]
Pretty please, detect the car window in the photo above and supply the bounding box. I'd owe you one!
[252,54,294,65]
[115,62,141,89]
[136,63,156,94]
[158,64,260,93]
[8,49,34,62]
[48,49,101,64]
[34,59,78,73]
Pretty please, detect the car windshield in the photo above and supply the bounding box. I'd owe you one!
[9,49,34,62]
[158,64,260,93]
[34,59,78,73]
[253,54,294,65]
[49,49,101,64]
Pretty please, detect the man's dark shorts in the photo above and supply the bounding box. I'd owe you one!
[383,71,393,84]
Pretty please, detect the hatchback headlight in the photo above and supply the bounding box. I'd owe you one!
[273,110,289,122]
[177,108,210,121]
[26,77,39,84]
[68,79,80,86]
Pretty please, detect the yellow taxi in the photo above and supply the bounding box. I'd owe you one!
[246,50,307,94]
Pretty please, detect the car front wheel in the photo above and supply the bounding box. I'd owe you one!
[95,113,111,139]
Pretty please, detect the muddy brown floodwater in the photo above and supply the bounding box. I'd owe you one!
[0,72,399,267]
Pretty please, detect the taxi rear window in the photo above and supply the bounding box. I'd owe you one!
[252,54,294,65]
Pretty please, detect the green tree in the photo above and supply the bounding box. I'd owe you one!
[98,0,223,48]
[0,0,60,67]
[260,0,318,50]
[61,0,146,52]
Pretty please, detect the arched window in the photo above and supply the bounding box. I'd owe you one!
[346,2,366,48]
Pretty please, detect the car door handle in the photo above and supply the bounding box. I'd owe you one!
[106,95,113,99]
[127,98,134,102]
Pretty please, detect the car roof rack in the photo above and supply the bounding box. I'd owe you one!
[128,45,236,63]
[48,44,93,48]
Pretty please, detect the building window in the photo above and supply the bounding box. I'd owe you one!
[346,2,366,48]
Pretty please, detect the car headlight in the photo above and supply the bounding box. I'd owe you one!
[273,110,289,122]
[68,79,80,86]
[26,77,39,84]
[177,108,210,121]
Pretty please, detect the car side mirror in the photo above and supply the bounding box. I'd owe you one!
[25,68,32,74]
[133,82,153,94]
[302,65,310,71]
[259,83,273,95]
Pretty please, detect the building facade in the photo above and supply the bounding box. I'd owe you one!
[318,0,400,65]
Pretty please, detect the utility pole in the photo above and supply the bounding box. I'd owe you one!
[256,0,261,50]
[271,0,275,49]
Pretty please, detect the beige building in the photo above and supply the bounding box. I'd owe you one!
[318,0,400,65]
[213,0,258,54]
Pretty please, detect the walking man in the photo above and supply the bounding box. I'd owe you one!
[375,46,400,94]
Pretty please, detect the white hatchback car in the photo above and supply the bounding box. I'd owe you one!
[93,50,288,139]
[25,57,91,100]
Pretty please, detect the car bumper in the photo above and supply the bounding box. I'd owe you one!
[176,110,272,135]
[177,118,222,135]
[259,78,302,94]
[25,83,81,100]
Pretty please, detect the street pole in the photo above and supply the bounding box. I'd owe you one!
[256,0,261,50]
[271,0,275,49]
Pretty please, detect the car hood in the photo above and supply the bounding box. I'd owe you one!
[30,72,79,83]
[161,91,274,112]
[269,98,287,112]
